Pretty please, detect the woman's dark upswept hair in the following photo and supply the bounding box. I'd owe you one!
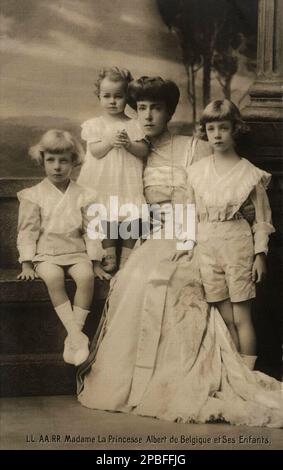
[198,99,249,142]
[128,76,180,117]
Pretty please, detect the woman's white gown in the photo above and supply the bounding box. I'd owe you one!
[77,134,283,428]
[78,237,283,428]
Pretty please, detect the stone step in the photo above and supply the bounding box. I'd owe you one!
[0,175,109,397]
[0,353,77,397]
[0,298,105,396]
[0,269,109,302]
[0,268,108,397]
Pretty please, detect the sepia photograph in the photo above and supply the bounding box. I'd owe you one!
[0,0,282,456]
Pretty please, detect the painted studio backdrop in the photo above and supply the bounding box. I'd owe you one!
[0,0,258,176]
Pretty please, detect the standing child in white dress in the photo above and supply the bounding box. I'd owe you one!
[77,67,149,272]
[17,130,106,367]
[188,100,275,370]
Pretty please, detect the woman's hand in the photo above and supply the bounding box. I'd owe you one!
[106,131,124,148]
[171,248,194,262]
[252,253,267,283]
[93,261,112,280]
[115,130,131,149]
[17,262,38,281]
[109,130,131,149]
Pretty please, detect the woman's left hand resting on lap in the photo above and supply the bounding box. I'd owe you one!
[171,247,194,262]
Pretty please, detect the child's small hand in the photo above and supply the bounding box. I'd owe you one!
[93,261,112,280]
[17,263,38,281]
[116,130,131,149]
[107,131,123,148]
[252,253,267,283]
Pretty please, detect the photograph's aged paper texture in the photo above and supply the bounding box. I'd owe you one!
[0,0,282,452]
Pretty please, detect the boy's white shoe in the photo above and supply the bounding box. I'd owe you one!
[72,333,90,366]
[63,336,76,365]
[62,305,90,366]
[63,331,89,366]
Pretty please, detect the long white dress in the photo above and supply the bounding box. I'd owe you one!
[77,135,283,428]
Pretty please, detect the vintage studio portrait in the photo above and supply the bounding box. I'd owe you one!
[0,0,282,451]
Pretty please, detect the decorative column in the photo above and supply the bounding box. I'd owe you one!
[242,0,283,164]
[241,0,283,379]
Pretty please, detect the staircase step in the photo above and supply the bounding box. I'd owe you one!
[0,269,109,302]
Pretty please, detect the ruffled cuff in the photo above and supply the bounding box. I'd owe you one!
[252,222,275,255]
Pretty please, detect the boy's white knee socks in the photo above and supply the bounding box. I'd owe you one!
[73,305,90,330]
[55,301,89,366]
[241,354,257,370]
[55,300,80,336]
[72,306,90,366]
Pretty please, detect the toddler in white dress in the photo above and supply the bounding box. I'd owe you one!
[77,67,149,272]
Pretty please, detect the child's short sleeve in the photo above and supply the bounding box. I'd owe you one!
[81,118,103,143]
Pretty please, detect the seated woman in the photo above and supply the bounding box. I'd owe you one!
[77,77,283,428]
